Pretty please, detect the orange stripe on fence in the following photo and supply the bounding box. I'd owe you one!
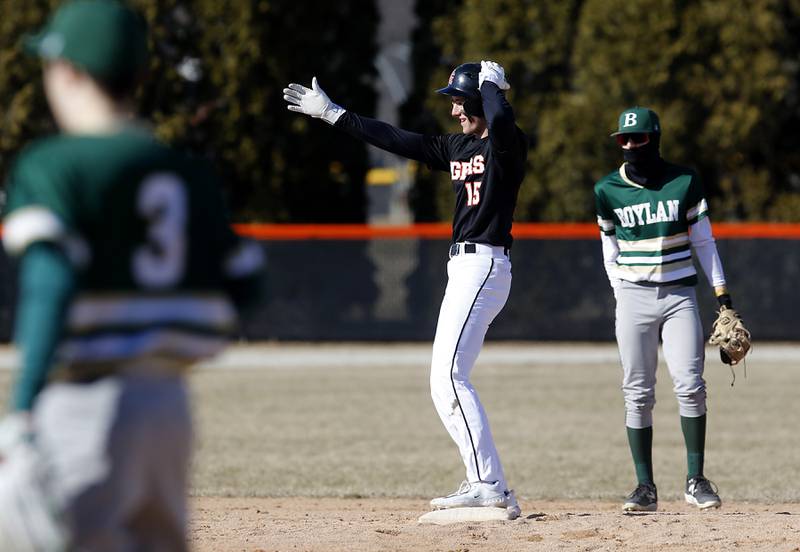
[710,223,800,239]
[232,223,452,239]
[513,223,598,239]
[0,222,797,241]
[233,222,800,240]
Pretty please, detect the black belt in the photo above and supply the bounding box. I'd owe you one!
[448,243,510,257]
[450,243,475,256]
[629,280,684,288]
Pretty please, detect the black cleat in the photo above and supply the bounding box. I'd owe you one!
[623,482,658,512]
[685,476,721,509]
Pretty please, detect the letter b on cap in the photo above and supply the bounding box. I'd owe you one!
[623,113,637,127]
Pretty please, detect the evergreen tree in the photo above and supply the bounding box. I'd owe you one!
[0,0,379,222]
[3,1,798,222]
[416,0,800,221]
[399,0,461,222]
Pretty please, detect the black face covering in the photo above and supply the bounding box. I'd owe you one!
[623,134,663,185]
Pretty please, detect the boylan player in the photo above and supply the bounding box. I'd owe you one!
[283,61,527,517]
[0,1,263,549]
[594,106,738,512]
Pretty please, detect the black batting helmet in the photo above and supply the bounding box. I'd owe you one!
[436,62,484,118]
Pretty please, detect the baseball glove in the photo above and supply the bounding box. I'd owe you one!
[708,306,751,365]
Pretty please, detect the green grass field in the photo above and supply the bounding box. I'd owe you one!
[1,346,797,503]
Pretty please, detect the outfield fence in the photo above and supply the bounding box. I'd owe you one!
[0,223,798,341]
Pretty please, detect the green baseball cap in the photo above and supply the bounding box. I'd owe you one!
[23,0,148,86]
[610,107,661,136]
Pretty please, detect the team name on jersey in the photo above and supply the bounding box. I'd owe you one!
[450,155,485,180]
[614,200,680,228]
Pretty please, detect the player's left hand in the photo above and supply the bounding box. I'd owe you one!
[283,77,345,125]
[0,412,32,462]
[479,60,510,91]
[709,306,752,365]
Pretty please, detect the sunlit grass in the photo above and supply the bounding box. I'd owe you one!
[187,353,799,502]
[1,349,795,502]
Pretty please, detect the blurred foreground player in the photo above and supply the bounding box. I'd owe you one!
[284,61,526,518]
[0,1,263,549]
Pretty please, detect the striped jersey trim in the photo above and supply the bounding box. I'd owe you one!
[687,198,708,223]
[616,250,692,265]
[596,215,615,235]
[618,164,644,188]
[58,328,229,363]
[617,232,689,252]
[67,294,236,334]
[611,230,697,282]
[610,259,696,282]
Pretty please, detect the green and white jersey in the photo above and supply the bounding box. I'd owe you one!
[594,162,708,285]
[3,128,260,366]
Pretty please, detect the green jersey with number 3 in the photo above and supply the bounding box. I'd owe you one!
[3,128,261,367]
[594,162,708,286]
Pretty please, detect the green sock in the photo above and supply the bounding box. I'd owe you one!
[626,426,654,485]
[681,414,706,479]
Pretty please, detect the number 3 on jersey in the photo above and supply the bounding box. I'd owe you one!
[465,181,482,207]
[133,173,188,288]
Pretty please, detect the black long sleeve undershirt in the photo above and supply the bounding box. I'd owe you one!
[334,113,428,162]
[479,81,517,153]
[334,80,518,163]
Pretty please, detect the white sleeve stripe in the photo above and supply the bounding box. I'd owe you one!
[596,215,615,232]
[224,240,265,278]
[2,206,65,255]
[686,198,708,221]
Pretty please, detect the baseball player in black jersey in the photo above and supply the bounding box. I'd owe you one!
[284,61,527,517]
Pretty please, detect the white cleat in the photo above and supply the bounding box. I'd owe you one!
[504,489,521,519]
[430,480,520,517]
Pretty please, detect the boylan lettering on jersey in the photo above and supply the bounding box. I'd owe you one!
[450,155,485,180]
[613,200,680,228]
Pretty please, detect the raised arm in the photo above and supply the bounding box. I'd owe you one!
[283,77,429,163]
[478,61,518,152]
[335,112,429,162]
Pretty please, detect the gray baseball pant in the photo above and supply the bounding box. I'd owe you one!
[615,280,707,428]
[34,373,191,552]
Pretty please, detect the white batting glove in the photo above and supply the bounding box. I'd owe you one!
[479,60,510,90]
[283,77,345,125]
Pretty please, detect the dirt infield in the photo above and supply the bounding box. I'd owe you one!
[2,344,799,550]
[190,497,800,552]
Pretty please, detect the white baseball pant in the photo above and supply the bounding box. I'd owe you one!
[430,243,512,490]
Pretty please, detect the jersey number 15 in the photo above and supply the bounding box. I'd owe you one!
[465,181,482,207]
